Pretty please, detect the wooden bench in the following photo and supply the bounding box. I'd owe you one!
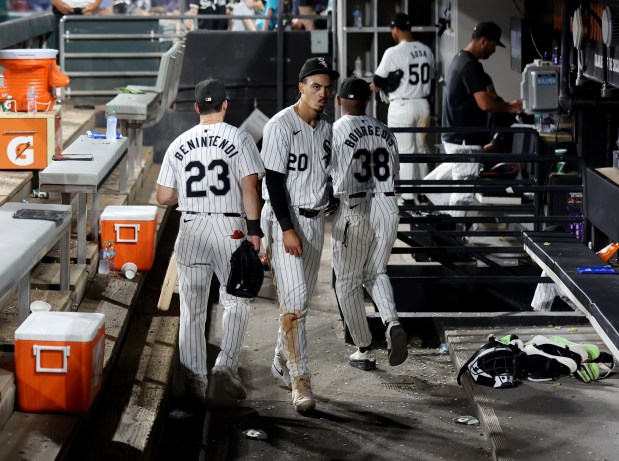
[38,135,130,265]
[106,41,185,180]
[522,230,619,359]
[0,202,71,325]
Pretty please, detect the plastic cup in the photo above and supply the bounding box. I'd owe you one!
[30,300,52,312]
[121,262,138,279]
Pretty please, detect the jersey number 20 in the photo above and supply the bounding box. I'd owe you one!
[185,159,231,197]
[353,148,390,182]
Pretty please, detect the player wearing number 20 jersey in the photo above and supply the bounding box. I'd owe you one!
[332,77,408,371]
[372,12,435,201]
[157,79,265,404]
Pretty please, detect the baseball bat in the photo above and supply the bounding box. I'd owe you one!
[157,252,178,311]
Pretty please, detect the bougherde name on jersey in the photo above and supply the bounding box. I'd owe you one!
[343,124,396,149]
[174,134,239,161]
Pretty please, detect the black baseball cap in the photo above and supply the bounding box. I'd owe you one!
[473,21,505,47]
[390,12,411,30]
[195,79,227,103]
[298,57,340,82]
[337,77,371,100]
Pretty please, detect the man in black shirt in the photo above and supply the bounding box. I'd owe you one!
[426,22,522,216]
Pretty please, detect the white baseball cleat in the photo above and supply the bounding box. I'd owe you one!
[349,349,377,370]
[291,374,315,413]
[271,351,292,390]
[212,365,247,400]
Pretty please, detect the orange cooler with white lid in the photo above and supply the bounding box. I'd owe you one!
[0,49,70,112]
[100,205,158,271]
[14,312,105,413]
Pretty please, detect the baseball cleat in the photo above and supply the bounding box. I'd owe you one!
[349,349,377,370]
[291,374,315,413]
[271,351,292,390]
[528,335,588,365]
[522,343,578,378]
[549,336,600,362]
[386,321,408,366]
[212,365,247,400]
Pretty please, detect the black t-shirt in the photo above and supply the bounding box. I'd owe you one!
[197,2,228,30]
[442,50,491,145]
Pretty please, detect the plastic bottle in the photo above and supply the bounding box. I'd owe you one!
[352,5,363,28]
[354,56,363,78]
[106,107,117,141]
[0,70,6,100]
[98,241,110,275]
[107,240,117,271]
[27,84,37,115]
[534,113,543,132]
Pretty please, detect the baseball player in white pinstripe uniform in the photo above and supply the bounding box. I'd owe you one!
[371,12,435,202]
[331,77,408,370]
[156,79,265,404]
[261,57,339,413]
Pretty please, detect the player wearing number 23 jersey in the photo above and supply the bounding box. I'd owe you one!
[157,79,265,404]
[332,77,408,371]
[372,12,435,201]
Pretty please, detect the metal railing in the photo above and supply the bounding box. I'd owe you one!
[386,125,586,311]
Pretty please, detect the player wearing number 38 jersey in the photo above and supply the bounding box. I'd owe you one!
[332,77,408,371]
[157,79,265,405]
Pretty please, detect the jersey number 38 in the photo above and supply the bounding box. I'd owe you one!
[353,148,390,182]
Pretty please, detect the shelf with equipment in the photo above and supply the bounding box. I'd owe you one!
[335,0,435,121]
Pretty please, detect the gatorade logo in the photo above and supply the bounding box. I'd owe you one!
[7,135,35,167]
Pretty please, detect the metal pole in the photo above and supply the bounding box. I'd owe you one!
[277,0,284,111]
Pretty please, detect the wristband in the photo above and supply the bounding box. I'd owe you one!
[246,219,264,238]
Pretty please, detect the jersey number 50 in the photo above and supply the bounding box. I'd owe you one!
[409,63,431,85]
[185,159,231,197]
[353,148,390,182]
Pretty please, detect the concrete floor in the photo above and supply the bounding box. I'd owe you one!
[156,215,493,461]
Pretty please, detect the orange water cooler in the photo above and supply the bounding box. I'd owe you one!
[14,312,105,414]
[0,49,69,112]
[100,205,158,271]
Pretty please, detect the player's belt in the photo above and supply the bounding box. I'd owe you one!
[297,208,321,218]
[185,211,242,217]
[348,191,395,199]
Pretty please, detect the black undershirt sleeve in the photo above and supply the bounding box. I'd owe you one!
[373,74,388,89]
[265,169,294,232]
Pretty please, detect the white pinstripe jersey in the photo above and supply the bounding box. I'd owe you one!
[157,122,265,214]
[261,105,333,209]
[375,40,435,100]
[332,115,399,197]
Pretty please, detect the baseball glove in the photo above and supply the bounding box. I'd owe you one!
[383,69,404,94]
[226,240,264,298]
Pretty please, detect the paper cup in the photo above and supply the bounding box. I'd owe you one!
[30,300,52,312]
[121,262,138,279]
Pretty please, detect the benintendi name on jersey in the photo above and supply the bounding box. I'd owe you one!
[343,124,396,149]
[172,134,240,161]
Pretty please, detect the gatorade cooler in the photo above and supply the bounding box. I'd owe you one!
[0,49,69,112]
[100,205,158,271]
[14,312,105,413]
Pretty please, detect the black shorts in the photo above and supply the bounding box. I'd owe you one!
[298,0,320,6]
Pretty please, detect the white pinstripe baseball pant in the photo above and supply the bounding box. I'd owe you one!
[332,194,400,348]
[388,98,431,201]
[175,213,250,399]
[261,201,324,378]
[424,141,483,218]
